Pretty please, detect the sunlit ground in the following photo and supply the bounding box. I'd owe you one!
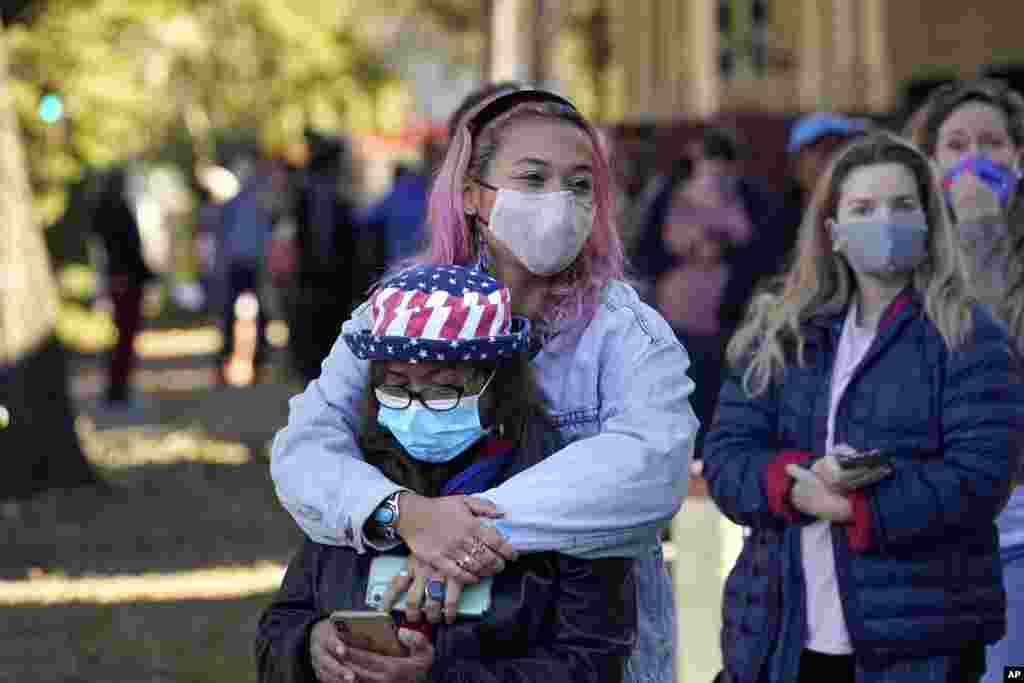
[0,563,286,605]
[60,308,289,359]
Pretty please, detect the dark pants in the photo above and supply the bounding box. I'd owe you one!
[286,281,350,383]
[675,330,728,457]
[797,650,855,683]
[797,645,986,683]
[107,274,144,403]
[220,262,268,368]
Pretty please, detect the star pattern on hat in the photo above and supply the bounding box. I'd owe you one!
[344,265,527,363]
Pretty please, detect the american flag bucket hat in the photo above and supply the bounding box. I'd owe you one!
[343,265,531,363]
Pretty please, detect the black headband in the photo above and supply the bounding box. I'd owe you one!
[466,89,580,137]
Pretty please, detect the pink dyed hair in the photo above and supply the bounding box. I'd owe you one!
[417,96,625,332]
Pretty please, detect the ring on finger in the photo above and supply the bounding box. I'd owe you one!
[457,553,476,572]
[469,537,488,559]
[425,579,446,604]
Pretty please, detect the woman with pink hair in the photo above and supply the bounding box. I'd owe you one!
[271,89,698,683]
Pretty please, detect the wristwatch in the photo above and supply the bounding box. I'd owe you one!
[372,491,403,542]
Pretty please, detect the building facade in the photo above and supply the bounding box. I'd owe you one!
[490,0,1024,122]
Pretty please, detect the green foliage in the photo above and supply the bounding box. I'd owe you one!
[5,0,404,228]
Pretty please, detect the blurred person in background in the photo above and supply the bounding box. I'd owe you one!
[91,166,154,409]
[194,164,241,315]
[907,78,1024,683]
[288,133,362,383]
[361,154,432,271]
[703,132,1023,683]
[216,155,284,382]
[631,127,795,453]
[270,88,697,683]
[786,113,871,213]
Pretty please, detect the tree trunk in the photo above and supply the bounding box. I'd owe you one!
[0,28,97,499]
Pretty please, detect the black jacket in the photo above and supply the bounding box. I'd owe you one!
[255,541,637,683]
[257,427,638,683]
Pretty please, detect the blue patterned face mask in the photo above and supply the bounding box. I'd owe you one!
[942,155,1022,210]
[377,372,494,463]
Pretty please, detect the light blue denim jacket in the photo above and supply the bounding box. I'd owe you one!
[270,279,698,683]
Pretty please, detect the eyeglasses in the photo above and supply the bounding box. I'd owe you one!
[375,369,496,412]
[374,384,466,412]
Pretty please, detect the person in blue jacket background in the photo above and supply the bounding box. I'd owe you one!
[703,132,1024,683]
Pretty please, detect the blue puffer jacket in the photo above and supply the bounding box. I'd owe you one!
[704,290,1024,682]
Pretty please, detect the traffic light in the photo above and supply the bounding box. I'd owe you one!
[38,90,64,126]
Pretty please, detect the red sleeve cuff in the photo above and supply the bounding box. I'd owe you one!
[845,489,873,552]
[764,450,815,521]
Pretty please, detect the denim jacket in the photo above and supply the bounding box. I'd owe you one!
[270,279,696,683]
[270,278,698,557]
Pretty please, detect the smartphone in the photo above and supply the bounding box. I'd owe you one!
[329,610,406,657]
[836,448,891,470]
[366,555,494,616]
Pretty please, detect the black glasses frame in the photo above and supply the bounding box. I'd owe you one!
[374,384,466,412]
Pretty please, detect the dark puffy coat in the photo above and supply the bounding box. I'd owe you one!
[255,541,637,683]
[704,290,1024,681]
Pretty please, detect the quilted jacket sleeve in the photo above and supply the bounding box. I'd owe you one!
[851,310,1024,553]
[703,364,816,529]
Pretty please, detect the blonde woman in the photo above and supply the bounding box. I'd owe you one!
[907,77,1024,683]
[703,132,1024,683]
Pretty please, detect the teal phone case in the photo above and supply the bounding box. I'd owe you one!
[366,555,493,616]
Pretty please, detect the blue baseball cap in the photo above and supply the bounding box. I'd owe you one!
[787,113,869,154]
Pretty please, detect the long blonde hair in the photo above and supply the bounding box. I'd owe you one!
[728,132,974,396]
[907,78,1024,355]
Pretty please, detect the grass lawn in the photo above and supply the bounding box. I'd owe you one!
[2,595,271,683]
[0,420,304,682]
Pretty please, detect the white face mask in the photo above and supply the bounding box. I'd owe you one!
[477,182,594,276]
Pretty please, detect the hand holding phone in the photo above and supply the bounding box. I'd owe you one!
[330,610,407,657]
[834,446,890,471]
[816,446,893,492]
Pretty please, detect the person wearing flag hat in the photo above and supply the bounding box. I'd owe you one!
[257,264,637,683]
[271,87,698,683]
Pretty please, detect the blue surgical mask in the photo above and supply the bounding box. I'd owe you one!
[377,373,494,463]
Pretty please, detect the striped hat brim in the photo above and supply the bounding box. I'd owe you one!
[343,317,531,363]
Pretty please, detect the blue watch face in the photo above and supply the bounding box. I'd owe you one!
[373,507,396,525]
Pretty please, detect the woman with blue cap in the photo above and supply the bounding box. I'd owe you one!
[257,264,637,683]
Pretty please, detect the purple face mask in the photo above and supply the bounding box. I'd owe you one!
[942,155,1021,210]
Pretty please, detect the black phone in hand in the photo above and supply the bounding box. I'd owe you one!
[836,448,891,470]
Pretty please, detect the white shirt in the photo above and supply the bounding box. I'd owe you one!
[802,301,876,654]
